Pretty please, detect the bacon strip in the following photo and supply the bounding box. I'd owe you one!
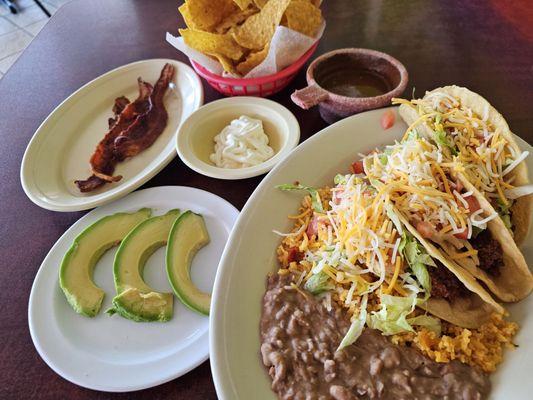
[75,80,153,192]
[114,63,175,160]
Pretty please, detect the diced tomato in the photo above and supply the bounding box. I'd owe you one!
[351,161,364,174]
[306,215,319,237]
[287,247,304,263]
[381,110,396,130]
[464,195,481,212]
[332,188,344,205]
[453,228,469,240]
[415,220,435,239]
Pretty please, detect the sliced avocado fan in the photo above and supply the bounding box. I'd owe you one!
[166,211,211,316]
[109,209,180,322]
[59,208,152,317]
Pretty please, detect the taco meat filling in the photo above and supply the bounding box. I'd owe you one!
[469,231,503,277]
[429,260,469,301]
[261,274,491,400]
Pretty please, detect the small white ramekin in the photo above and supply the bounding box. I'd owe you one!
[176,97,300,180]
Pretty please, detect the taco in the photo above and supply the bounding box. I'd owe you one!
[277,176,503,350]
[394,85,532,245]
[395,210,503,328]
[360,135,533,302]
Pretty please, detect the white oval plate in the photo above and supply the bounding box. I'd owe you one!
[20,59,203,212]
[210,107,533,400]
[29,186,238,392]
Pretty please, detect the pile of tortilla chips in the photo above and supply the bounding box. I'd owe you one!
[178,0,323,76]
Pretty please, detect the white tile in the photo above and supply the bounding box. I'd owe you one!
[5,4,49,27]
[0,29,32,59]
[0,5,10,17]
[0,50,21,73]
[0,16,17,35]
[44,0,71,8]
[15,0,39,8]
[25,18,47,35]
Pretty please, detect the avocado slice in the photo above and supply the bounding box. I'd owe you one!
[110,209,180,322]
[166,211,211,316]
[59,208,152,317]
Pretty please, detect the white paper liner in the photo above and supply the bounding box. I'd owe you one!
[166,22,325,79]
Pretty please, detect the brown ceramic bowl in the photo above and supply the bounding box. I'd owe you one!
[291,48,409,124]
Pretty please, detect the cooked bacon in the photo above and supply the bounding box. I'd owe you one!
[113,63,174,160]
[75,79,153,192]
[108,96,131,128]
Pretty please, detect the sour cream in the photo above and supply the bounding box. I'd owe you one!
[210,115,275,169]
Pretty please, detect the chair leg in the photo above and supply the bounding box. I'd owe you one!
[33,0,51,17]
[1,0,18,14]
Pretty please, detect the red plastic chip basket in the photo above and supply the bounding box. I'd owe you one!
[190,42,319,97]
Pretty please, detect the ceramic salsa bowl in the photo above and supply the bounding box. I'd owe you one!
[291,48,408,123]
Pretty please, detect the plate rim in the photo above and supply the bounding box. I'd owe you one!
[209,106,533,399]
[20,58,204,212]
[28,185,238,392]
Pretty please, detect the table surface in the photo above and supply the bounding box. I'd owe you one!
[1,0,532,398]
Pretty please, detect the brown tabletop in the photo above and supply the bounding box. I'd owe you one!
[1,0,532,398]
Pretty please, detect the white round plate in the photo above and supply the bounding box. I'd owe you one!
[176,97,300,180]
[29,186,238,392]
[210,107,533,400]
[20,59,203,212]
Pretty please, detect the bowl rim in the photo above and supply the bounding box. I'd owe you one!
[175,96,300,180]
[190,41,320,85]
[305,47,409,103]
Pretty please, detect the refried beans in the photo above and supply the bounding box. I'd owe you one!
[260,274,491,400]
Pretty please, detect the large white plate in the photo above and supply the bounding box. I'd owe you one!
[210,107,533,400]
[20,59,203,212]
[28,186,238,392]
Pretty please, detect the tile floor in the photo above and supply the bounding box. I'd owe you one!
[0,0,72,79]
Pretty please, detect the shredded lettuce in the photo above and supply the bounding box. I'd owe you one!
[385,203,403,235]
[334,174,348,185]
[434,128,458,156]
[304,272,334,295]
[367,294,441,336]
[406,129,419,141]
[496,198,513,230]
[276,183,324,213]
[337,294,368,351]
[367,294,417,335]
[407,315,442,335]
[402,233,435,295]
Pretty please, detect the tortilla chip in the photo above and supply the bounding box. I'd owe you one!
[184,0,238,31]
[232,0,291,50]
[178,4,199,30]
[212,53,237,74]
[214,6,259,34]
[233,0,254,10]
[236,46,269,75]
[253,0,269,8]
[180,29,244,61]
[285,0,322,37]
